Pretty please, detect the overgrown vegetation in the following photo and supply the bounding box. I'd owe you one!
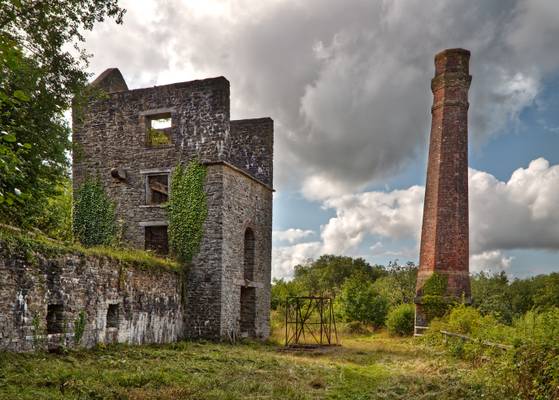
[0,224,179,272]
[386,303,415,336]
[272,256,417,334]
[424,305,559,399]
[168,160,208,263]
[0,0,124,228]
[73,178,116,246]
[0,333,511,399]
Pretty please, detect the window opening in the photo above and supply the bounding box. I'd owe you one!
[146,174,169,205]
[145,225,169,255]
[243,228,255,281]
[106,304,119,329]
[46,304,64,334]
[146,113,172,146]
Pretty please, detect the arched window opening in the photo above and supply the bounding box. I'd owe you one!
[243,228,255,281]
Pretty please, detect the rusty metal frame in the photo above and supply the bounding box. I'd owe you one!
[284,296,339,347]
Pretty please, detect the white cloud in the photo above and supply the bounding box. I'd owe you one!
[272,241,322,279]
[273,228,314,244]
[84,0,559,194]
[272,158,559,278]
[470,251,514,273]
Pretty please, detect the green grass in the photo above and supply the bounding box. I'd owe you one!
[0,224,179,272]
[0,334,503,399]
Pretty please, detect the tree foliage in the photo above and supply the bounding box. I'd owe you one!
[293,255,385,297]
[386,303,415,336]
[0,0,124,226]
[338,273,388,327]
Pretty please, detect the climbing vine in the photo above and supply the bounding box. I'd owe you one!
[73,311,87,345]
[168,160,208,263]
[421,272,453,320]
[73,178,116,246]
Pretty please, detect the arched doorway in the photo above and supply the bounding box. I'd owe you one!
[240,228,256,336]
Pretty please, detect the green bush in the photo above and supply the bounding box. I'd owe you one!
[339,273,388,328]
[73,178,116,246]
[386,303,415,336]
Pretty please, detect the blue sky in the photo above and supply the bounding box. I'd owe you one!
[83,0,559,279]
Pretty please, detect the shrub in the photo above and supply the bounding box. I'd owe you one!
[342,321,371,335]
[339,273,388,328]
[386,303,415,336]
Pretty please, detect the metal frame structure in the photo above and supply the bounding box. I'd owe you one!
[284,296,339,347]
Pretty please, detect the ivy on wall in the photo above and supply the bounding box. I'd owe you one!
[421,272,453,320]
[73,178,116,246]
[168,160,208,263]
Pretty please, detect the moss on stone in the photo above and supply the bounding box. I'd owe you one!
[0,224,179,273]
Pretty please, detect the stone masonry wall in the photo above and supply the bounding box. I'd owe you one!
[72,76,230,249]
[219,164,273,339]
[229,118,274,187]
[0,235,183,352]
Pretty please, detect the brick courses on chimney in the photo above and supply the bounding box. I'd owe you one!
[415,49,472,330]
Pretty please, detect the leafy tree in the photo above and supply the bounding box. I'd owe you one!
[293,255,386,297]
[270,278,304,310]
[338,273,388,327]
[471,272,513,323]
[33,177,72,241]
[373,261,417,307]
[0,0,124,227]
[533,273,559,310]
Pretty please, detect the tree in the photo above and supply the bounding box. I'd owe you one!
[373,261,417,307]
[0,0,125,227]
[338,273,388,328]
[293,255,386,297]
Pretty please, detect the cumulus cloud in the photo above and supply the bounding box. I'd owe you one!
[272,241,322,279]
[273,228,314,244]
[470,251,514,273]
[84,0,559,193]
[271,158,559,278]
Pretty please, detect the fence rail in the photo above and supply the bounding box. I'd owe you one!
[440,330,512,350]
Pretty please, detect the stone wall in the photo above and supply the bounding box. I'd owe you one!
[72,69,274,341]
[230,118,274,187]
[72,75,230,249]
[183,163,273,339]
[219,164,273,339]
[0,232,183,352]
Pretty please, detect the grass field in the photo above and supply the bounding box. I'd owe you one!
[0,332,503,400]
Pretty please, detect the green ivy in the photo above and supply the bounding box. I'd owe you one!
[73,311,87,345]
[73,178,116,247]
[422,272,448,296]
[421,272,452,320]
[168,160,208,263]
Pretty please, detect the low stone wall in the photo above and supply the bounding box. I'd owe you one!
[0,230,184,352]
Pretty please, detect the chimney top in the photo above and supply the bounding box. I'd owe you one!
[434,48,470,76]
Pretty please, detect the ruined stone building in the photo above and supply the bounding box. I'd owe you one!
[0,69,273,352]
[415,49,472,332]
[73,69,274,341]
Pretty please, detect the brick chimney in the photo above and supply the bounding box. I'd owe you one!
[415,49,472,331]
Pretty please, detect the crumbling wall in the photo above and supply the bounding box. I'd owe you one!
[219,164,273,339]
[229,118,274,187]
[0,234,184,352]
[72,77,230,249]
